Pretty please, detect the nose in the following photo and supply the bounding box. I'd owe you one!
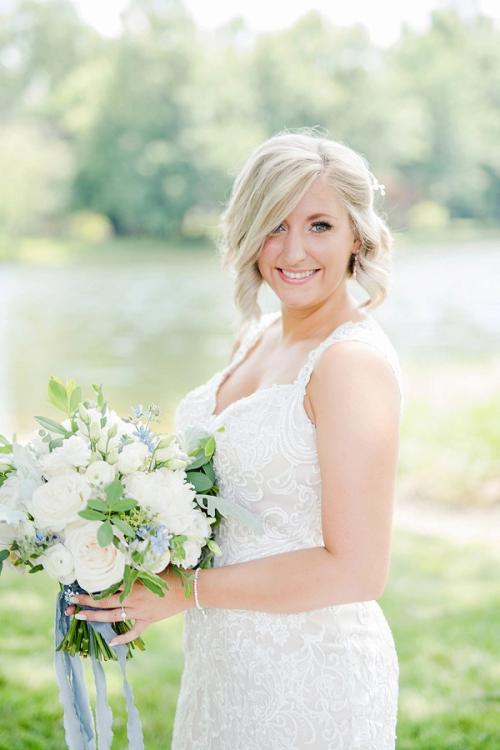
[280,227,307,265]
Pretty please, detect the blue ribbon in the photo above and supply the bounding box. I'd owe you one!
[54,584,145,750]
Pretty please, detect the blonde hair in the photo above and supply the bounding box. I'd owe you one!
[216,126,393,327]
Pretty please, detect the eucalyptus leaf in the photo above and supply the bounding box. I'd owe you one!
[196,493,264,534]
[186,470,213,493]
[204,435,215,458]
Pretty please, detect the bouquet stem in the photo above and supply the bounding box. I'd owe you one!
[56,607,145,661]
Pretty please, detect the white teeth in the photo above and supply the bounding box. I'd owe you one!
[280,269,318,279]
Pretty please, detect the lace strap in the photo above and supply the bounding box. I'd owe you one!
[296,318,405,412]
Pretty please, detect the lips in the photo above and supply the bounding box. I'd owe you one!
[276,268,321,284]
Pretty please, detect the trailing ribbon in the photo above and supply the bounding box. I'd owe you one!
[54,585,145,750]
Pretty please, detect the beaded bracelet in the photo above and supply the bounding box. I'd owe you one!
[194,567,207,618]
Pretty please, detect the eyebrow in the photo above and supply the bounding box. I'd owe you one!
[306,213,336,220]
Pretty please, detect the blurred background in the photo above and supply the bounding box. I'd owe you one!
[0,0,499,748]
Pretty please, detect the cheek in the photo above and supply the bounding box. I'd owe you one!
[257,240,277,272]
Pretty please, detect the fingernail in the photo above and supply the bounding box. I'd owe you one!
[64,608,70,615]
[69,596,79,603]
[75,612,86,620]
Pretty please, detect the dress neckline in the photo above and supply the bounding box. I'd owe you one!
[210,309,376,422]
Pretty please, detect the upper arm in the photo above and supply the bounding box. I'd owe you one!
[308,341,401,597]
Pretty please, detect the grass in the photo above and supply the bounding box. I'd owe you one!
[0,529,499,749]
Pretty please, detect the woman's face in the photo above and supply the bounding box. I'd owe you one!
[257,173,360,308]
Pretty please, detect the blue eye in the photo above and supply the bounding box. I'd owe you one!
[270,221,332,235]
[312,221,332,232]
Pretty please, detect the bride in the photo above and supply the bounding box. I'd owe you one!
[66,128,403,749]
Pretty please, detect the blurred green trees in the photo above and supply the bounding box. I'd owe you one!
[1,0,499,239]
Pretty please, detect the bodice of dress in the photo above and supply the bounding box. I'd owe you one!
[174,310,404,569]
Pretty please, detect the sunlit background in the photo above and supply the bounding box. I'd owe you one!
[0,0,499,748]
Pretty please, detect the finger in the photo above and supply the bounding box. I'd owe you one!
[110,622,146,647]
[65,604,76,616]
[71,592,127,609]
[76,607,135,623]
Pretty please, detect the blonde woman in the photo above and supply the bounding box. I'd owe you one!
[68,128,403,748]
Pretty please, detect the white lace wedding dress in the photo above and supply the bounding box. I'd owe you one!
[171,310,404,750]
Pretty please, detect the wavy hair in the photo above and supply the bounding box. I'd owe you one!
[216,127,393,327]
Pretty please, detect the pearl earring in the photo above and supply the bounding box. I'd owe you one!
[352,253,359,280]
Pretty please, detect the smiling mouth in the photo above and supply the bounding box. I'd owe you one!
[277,268,321,279]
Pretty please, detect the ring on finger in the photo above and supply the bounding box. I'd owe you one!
[120,605,127,621]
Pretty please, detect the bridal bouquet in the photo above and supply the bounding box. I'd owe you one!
[0,376,259,749]
[0,376,228,660]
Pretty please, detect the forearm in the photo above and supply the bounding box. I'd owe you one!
[195,546,382,614]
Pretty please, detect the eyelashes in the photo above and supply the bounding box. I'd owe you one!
[270,221,332,235]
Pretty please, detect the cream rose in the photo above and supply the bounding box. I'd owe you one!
[40,542,75,584]
[31,473,92,531]
[64,520,125,593]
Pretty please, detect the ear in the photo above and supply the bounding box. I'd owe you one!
[353,237,362,252]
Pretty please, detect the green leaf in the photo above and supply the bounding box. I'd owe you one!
[69,386,82,414]
[113,518,136,538]
[88,499,109,513]
[185,450,209,471]
[137,571,167,597]
[0,549,9,575]
[29,564,44,574]
[34,416,71,437]
[109,498,137,513]
[97,520,113,547]
[92,581,123,600]
[202,461,215,484]
[105,478,123,506]
[0,434,12,446]
[204,435,215,458]
[79,509,106,521]
[186,470,213,493]
[120,565,139,602]
[207,539,222,555]
[48,376,68,414]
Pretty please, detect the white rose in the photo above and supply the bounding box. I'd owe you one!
[85,460,116,488]
[31,473,92,531]
[40,543,75,584]
[123,468,197,532]
[0,474,21,509]
[117,442,150,475]
[56,435,92,468]
[64,520,125,593]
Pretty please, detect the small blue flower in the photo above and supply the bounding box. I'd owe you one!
[150,525,170,554]
[35,529,46,543]
[132,425,155,452]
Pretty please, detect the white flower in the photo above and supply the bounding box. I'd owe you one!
[40,435,92,478]
[178,538,202,568]
[0,474,21,509]
[123,468,197,532]
[64,520,125,593]
[117,442,150,475]
[56,435,92,467]
[31,473,92,531]
[85,460,116,488]
[27,436,50,457]
[0,522,17,550]
[40,543,75,584]
[143,546,171,574]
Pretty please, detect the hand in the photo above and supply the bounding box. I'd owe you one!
[64,566,195,646]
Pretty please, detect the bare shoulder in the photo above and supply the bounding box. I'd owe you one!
[307,338,402,427]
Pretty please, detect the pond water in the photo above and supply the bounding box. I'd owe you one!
[0,238,498,438]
